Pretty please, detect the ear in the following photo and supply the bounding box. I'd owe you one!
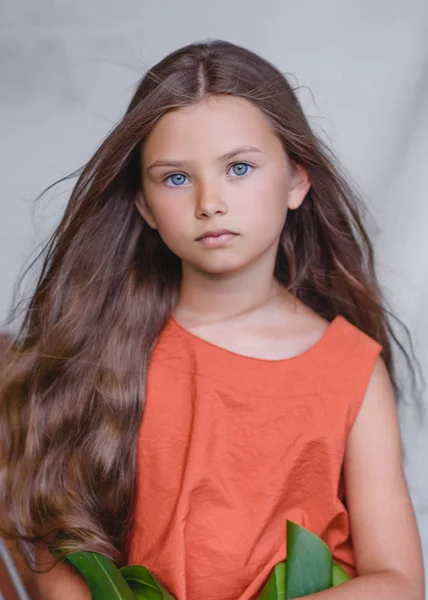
[287,162,311,210]
[135,189,158,230]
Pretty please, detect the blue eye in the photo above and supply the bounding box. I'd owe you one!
[164,173,189,187]
[229,162,252,177]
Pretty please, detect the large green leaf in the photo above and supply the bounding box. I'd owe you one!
[332,562,350,586]
[66,552,135,600]
[120,565,175,599]
[258,561,287,599]
[285,520,332,599]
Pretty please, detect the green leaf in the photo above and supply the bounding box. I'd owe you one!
[66,552,135,600]
[119,565,176,599]
[258,561,287,599]
[285,520,333,599]
[124,582,163,600]
[332,562,351,586]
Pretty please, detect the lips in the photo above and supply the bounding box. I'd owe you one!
[196,229,238,241]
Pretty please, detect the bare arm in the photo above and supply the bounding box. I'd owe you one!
[298,357,425,599]
[35,548,91,600]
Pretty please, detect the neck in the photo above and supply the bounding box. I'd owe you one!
[173,259,285,326]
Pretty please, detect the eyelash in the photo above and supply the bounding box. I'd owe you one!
[162,162,254,187]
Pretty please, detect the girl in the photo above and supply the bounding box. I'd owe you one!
[0,40,424,600]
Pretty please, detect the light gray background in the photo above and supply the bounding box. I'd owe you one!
[1,0,427,589]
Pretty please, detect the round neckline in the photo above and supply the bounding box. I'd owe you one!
[168,314,343,365]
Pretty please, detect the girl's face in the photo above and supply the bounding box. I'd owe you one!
[137,95,310,276]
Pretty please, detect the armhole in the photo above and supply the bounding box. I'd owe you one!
[343,325,383,440]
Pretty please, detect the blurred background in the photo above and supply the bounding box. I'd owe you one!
[1,0,427,597]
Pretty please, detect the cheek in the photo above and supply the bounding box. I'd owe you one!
[241,175,288,230]
[150,200,191,250]
[145,188,187,232]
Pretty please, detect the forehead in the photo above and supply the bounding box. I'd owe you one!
[142,95,278,162]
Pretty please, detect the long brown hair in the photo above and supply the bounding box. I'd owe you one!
[0,39,420,571]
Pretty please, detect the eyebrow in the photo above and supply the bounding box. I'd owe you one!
[147,145,264,171]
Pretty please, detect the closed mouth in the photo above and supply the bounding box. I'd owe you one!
[196,230,238,241]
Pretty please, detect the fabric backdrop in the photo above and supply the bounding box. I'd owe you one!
[1,0,427,590]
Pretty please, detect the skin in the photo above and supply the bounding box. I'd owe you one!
[35,552,91,600]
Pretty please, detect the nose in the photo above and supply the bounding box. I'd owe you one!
[195,182,228,219]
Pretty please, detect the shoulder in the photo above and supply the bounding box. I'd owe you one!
[278,298,331,354]
[295,301,383,361]
[282,301,378,361]
[293,304,380,353]
[287,303,385,414]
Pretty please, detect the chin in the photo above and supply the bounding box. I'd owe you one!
[190,257,248,276]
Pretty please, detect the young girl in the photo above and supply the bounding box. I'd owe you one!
[0,40,424,600]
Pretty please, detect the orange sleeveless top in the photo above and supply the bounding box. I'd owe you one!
[127,315,382,600]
